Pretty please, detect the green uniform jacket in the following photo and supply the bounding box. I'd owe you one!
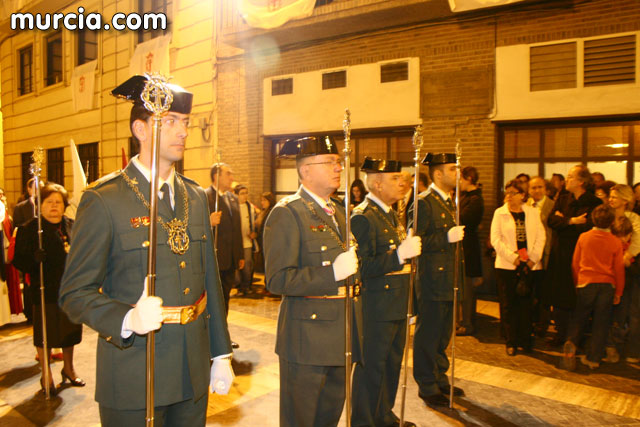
[264,187,362,366]
[351,198,409,321]
[411,189,462,303]
[59,163,232,410]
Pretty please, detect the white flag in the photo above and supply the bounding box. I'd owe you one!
[66,139,87,220]
[238,0,316,29]
[448,0,526,12]
[71,60,97,113]
[129,34,171,76]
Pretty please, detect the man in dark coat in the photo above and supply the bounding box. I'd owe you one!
[410,153,465,408]
[264,136,362,427]
[351,158,421,427]
[458,166,484,336]
[13,178,36,228]
[547,165,601,346]
[205,163,244,314]
[59,75,233,426]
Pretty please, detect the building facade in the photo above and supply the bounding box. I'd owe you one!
[0,0,639,240]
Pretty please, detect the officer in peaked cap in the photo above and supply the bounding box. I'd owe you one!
[59,75,233,426]
[263,135,363,426]
[350,157,421,427]
[409,152,466,408]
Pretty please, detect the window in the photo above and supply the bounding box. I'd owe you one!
[584,35,636,87]
[315,0,334,6]
[138,0,171,44]
[530,42,577,91]
[499,120,640,191]
[47,148,64,185]
[380,62,409,83]
[77,29,98,66]
[272,131,414,197]
[322,71,346,90]
[45,31,63,86]
[272,78,293,96]
[21,151,34,195]
[78,142,99,183]
[18,45,33,95]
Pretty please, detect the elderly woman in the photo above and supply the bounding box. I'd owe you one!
[491,180,545,356]
[13,183,84,394]
[608,184,640,363]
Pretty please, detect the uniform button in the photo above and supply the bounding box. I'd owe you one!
[354,296,359,302]
[389,239,394,244]
[142,240,150,248]
[183,287,190,295]
[180,261,186,269]
[321,246,327,251]
[438,266,444,271]
[105,336,112,342]
[384,284,390,290]
[202,234,207,240]
[384,229,388,233]
[311,313,317,320]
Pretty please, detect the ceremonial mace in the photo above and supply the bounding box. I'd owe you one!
[31,147,52,399]
[449,141,462,409]
[141,73,174,427]
[213,150,222,245]
[399,124,423,425]
[342,109,354,427]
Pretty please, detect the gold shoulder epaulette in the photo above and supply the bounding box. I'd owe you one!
[178,173,200,187]
[352,199,368,214]
[86,170,122,190]
[276,194,301,207]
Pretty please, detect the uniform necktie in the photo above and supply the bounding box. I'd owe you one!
[390,209,399,228]
[160,183,173,214]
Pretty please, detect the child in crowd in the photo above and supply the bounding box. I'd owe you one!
[562,205,625,370]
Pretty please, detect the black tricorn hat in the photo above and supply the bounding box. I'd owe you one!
[111,75,193,114]
[278,136,339,159]
[422,152,456,166]
[360,157,402,173]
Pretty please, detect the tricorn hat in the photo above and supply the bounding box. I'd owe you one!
[422,152,456,166]
[278,136,339,159]
[360,157,402,173]
[111,75,193,115]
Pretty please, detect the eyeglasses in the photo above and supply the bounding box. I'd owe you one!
[504,191,522,197]
[306,160,344,168]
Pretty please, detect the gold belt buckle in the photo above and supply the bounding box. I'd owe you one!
[180,305,196,324]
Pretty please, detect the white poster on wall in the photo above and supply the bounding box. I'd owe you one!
[129,34,171,76]
[71,60,97,112]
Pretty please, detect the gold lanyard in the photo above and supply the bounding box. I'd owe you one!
[369,205,406,241]
[121,172,191,255]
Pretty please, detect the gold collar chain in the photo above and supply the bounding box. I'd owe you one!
[121,172,191,255]
[370,204,406,241]
[302,199,358,251]
[430,193,456,223]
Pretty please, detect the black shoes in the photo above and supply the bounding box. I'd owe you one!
[231,341,240,349]
[439,385,465,397]
[387,421,417,427]
[61,369,86,387]
[506,346,517,356]
[40,377,57,396]
[419,391,450,408]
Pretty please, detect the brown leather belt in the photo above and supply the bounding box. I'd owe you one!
[386,264,412,276]
[162,292,207,324]
[305,284,361,299]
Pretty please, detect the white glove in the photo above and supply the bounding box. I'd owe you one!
[447,225,465,243]
[333,247,358,281]
[210,357,234,394]
[397,229,422,262]
[124,278,163,335]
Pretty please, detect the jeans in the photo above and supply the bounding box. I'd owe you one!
[567,283,614,363]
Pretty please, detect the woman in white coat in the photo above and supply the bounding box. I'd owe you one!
[491,179,546,356]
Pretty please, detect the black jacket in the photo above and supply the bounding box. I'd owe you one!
[205,186,243,271]
[460,188,484,277]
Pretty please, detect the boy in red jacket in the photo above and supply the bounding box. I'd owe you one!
[562,205,625,370]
